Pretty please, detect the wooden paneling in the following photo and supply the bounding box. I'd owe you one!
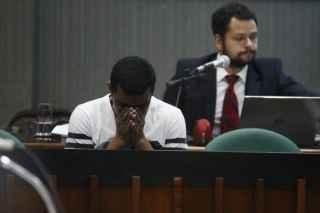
[0,175,313,213]
[1,150,320,213]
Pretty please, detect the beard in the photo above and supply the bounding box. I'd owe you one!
[221,42,257,69]
[223,50,256,69]
[231,53,255,68]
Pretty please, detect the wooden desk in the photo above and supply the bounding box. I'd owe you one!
[300,148,320,154]
[23,142,320,153]
[25,142,65,150]
[1,150,320,213]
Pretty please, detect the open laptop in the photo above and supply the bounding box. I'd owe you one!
[240,96,320,148]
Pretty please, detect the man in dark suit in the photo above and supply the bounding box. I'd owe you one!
[163,2,316,142]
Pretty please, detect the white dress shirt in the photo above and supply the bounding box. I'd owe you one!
[213,57,248,136]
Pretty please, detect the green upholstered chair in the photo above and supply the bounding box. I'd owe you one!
[0,129,25,149]
[206,128,300,153]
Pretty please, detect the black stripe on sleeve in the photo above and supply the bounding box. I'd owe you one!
[165,138,186,144]
[65,143,94,149]
[150,140,186,150]
[68,132,92,140]
[149,141,163,150]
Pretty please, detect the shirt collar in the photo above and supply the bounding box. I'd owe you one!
[216,54,248,83]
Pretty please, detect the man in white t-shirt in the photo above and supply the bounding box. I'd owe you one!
[66,56,187,150]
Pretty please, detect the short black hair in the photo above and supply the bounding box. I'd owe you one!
[211,2,258,37]
[110,56,156,95]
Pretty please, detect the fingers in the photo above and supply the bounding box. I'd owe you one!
[115,109,130,140]
[114,107,146,144]
[127,107,145,129]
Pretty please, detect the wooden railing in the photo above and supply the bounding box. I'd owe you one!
[1,149,320,213]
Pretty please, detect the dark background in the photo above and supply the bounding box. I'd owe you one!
[1,0,320,128]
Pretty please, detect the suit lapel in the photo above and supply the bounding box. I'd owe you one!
[245,62,262,95]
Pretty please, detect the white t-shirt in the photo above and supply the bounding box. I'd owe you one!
[66,94,187,149]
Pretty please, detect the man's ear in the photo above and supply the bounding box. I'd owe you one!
[214,34,223,53]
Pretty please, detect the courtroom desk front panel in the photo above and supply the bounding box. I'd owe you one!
[1,149,320,213]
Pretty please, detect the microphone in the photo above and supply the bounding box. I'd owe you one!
[0,131,65,213]
[165,55,230,87]
[196,55,230,71]
[192,119,213,146]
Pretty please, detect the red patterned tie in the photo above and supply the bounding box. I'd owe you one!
[220,75,240,134]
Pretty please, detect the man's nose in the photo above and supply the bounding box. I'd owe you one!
[245,37,253,47]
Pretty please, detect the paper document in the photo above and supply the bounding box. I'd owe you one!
[51,124,69,137]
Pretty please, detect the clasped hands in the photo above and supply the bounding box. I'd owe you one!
[108,107,152,150]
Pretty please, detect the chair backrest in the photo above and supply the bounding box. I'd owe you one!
[206,128,300,153]
[6,108,71,142]
[0,129,25,149]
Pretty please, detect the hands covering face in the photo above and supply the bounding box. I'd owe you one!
[115,106,146,144]
[111,96,149,147]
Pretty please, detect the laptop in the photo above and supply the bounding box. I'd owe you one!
[240,96,320,148]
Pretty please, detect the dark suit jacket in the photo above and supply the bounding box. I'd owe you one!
[163,53,317,135]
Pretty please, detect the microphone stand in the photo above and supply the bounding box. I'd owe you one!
[0,155,57,213]
[166,68,209,107]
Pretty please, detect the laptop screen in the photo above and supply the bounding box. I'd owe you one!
[240,96,320,148]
